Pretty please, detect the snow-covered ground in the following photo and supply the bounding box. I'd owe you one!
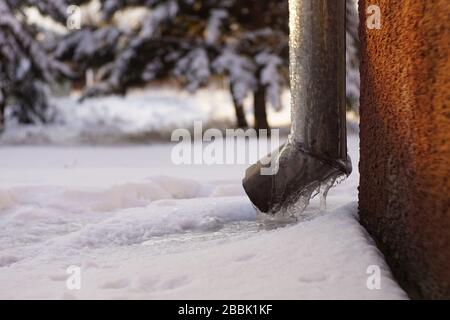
[0,88,405,299]
[0,133,407,299]
[0,88,292,145]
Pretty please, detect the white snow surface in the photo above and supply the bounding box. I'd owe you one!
[0,88,292,145]
[0,134,407,299]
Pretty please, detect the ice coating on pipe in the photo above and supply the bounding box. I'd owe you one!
[243,0,352,219]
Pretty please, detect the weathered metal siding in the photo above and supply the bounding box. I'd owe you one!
[359,0,450,299]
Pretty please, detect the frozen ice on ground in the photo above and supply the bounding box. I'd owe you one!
[0,135,407,299]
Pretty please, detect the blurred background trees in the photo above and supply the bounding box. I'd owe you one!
[0,0,359,131]
[0,0,74,129]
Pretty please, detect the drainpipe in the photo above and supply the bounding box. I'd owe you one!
[243,0,352,218]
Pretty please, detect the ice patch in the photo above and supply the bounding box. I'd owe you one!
[58,197,255,249]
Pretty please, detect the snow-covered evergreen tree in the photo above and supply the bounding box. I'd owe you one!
[60,0,359,128]
[0,0,360,130]
[56,0,289,129]
[0,0,73,129]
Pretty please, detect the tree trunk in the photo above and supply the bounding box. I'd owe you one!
[0,90,5,132]
[253,83,269,131]
[230,83,248,128]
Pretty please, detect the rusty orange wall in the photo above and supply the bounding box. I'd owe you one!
[359,0,450,299]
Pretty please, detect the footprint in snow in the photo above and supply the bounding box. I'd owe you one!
[99,278,131,289]
[48,273,68,281]
[159,275,190,290]
[134,276,160,291]
[0,255,21,267]
[297,273,328,283]
[233,253,256,262]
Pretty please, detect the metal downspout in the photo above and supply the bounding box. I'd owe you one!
[243,0,352,218]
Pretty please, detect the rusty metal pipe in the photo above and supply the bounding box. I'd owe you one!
[243,0,352,218]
